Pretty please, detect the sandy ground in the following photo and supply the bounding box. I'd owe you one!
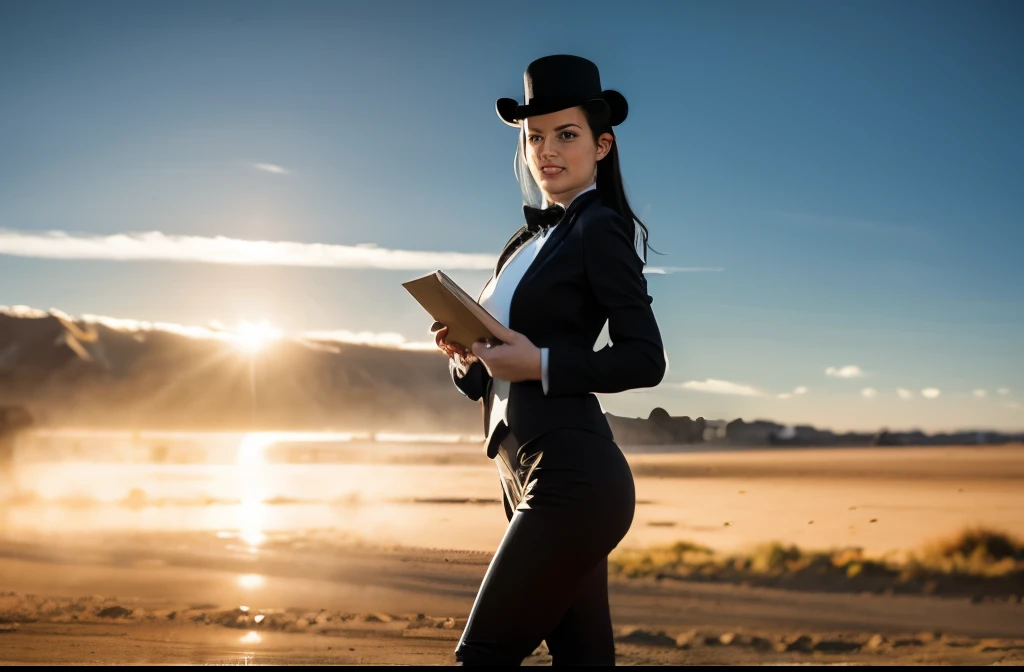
[2,443,1023,665]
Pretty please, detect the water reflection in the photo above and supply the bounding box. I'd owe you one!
[238,573,265,589]
[240,631,262,644]
[236,434,271,548]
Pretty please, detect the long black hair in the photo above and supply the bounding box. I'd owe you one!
[582,103,654,264]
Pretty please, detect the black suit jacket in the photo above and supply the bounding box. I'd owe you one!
[449,190,666,458]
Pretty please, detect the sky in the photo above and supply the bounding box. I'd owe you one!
[1,0,1022,432]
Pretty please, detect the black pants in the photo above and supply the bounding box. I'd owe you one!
[455,428,636,666]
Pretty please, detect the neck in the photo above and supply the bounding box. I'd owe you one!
[544,181,596,209]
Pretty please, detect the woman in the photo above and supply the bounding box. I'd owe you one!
[433,54,666,666]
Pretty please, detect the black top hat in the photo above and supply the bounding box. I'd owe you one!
[496,55,628,128]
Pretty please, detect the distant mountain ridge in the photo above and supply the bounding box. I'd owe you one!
[0,306,478,434]
[1,307,1021,447]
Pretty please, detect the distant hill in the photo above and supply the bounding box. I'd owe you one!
[0,307,478,434]
[2,307,1021,447]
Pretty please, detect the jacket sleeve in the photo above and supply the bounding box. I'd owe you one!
[431,321,491,401]
[546,214,666,396]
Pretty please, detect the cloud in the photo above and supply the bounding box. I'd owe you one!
[861,387,878,398]
[826,365,864,378]
[921,388,942,399]
[778,385,808,399]
[81,313,235,342]
[1005,401,1022,410]
[973,389,988,398]
[3,306,440,352]
[643,266,725,274]
[0,229,497,271]
[997,388,1011,395]
[678,378,766,397]
[301,329,436,351]
[896,388,914,400]
[253,163,289,174]
[0,304,50,319]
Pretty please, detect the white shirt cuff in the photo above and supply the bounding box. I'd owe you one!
[541,347,550,395]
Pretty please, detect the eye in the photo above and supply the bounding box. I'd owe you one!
[527,134,542,144]
[559,131,578,141]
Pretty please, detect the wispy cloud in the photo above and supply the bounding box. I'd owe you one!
[677,378,767,397]
[643,266,725,275]
[253,163,289,174]
[998,387,1012,395]
[861,387,878,398]
[897,388,914,400]
[826,365,865,378]
[921,387,942,399]
[301,329,436,351]
[0,229,497,271]
[777,385,809,400]
[4,306,439,352]
[81,313,234,342]
[973,389,988,398]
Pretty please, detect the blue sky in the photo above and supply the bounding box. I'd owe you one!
[1,0,1022,431]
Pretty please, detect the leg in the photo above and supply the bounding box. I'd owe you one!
[545,557,616,666]
[454,508,609,666]
[457,429,635,666]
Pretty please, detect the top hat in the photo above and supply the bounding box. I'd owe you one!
[496,55,628,128]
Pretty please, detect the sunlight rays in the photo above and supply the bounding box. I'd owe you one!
[233,321,281,355]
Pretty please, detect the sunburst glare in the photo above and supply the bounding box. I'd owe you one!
[234,321,281,354]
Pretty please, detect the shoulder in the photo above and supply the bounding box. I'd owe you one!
[575,198,632,242]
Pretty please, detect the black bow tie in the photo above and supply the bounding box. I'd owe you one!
[523,204,565,233]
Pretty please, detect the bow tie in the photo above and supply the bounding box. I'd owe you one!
[523,204,565,233]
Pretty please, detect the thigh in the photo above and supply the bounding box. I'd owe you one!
[545,557,616,666]
[455,507,608,665]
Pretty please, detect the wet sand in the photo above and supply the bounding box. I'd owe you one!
[2,442,1023,665]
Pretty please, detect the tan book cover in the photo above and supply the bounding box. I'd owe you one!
[402,271,503,349]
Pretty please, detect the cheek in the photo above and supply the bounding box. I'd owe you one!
[526,145,544,171]
[564,145,596,173]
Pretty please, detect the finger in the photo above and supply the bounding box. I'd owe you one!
[489,323,515,344]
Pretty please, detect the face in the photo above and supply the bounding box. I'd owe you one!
[523,106,614,207]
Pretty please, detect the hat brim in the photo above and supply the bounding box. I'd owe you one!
[496,90,628,128]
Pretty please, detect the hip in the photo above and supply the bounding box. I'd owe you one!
[495,428,635,519]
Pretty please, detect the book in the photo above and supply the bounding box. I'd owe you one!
[402,271,503,349]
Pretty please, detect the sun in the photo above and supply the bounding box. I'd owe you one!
[234,321,281,354]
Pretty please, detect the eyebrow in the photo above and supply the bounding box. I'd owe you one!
[528,123,583,133]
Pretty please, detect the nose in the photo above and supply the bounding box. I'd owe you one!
[534,137,557,160]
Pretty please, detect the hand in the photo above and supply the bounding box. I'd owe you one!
[432,324,479,370]
[470,323,542,383]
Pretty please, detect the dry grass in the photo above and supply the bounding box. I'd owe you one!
[610,527,1024,599]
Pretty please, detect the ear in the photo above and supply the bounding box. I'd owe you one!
[595,132,614,161]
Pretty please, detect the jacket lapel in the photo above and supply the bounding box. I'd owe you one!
[516,190,598,291]
[493,225,531,276]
